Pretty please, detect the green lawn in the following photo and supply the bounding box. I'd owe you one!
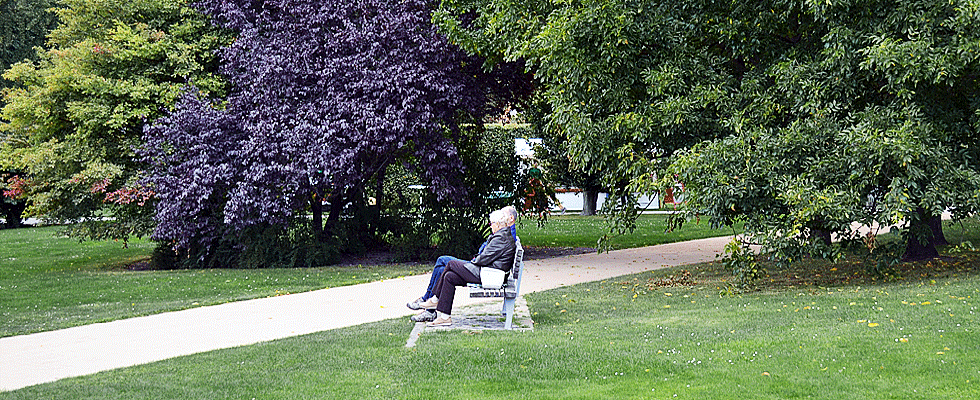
[517,213,736,249]
[0,214,730,337]
[2,244,977,399]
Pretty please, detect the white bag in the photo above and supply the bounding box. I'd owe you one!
[480,268,506,289]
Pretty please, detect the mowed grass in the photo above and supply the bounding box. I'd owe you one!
[0,214,729,337]
[517,213,735,249]
[3,245,977,399]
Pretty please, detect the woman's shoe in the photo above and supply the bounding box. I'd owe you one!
[426,316,453,327]
[406,297,425,310]
[411,310,437,322]
[417,297,438,309]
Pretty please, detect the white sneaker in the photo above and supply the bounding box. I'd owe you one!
[411,310,437,322]
[406,297,425,310]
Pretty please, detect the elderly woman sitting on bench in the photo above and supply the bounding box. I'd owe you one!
[407,206,517,322]
[414,209,518,327]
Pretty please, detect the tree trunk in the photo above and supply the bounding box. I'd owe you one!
[374,168,385,211]
[807,217,833,247]
[929,214,949,246]
[323,191,345,240]
[311,194,325,241]
[903,234,940,261]
[1,200,27,229]
[902,208,940,261]
[581,189,599,216]
[811,229,832,247]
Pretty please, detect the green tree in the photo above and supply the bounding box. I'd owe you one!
[664,0,980,263]
[524,97,607,216]
[1,0,59,90]
[0,0,230,240]
[435,0,811,242]
[436,0,980,265]
[1,0,59,227]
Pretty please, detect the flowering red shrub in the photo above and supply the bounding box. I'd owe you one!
[3,176,30,199]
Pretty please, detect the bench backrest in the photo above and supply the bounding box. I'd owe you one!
[507,238,524,296]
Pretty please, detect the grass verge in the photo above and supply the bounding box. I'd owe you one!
[2,245,977,399]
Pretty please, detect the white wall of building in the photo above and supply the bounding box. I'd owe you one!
[552,190,661,213]
[515,137,675,213]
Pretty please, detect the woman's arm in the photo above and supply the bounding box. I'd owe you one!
[470,232,512,267]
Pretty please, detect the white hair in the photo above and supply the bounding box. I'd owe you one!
[501,205,518,223]
[489,209,508,224]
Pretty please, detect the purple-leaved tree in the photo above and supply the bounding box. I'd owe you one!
[142,90,247,252]
[142,0,526,261]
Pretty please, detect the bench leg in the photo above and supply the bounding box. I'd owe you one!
[502,297,516,330]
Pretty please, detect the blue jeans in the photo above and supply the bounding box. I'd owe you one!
[422,255,463,300]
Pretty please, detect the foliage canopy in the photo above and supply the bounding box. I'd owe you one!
[142,0,531,266]
[435,0,980,267]
[0,0,230,240]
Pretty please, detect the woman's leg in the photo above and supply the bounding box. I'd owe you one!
[434,260,480,316]
[422,256,459,300]
[411,256,463,311]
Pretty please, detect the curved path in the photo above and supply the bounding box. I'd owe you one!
[0,236,731,391]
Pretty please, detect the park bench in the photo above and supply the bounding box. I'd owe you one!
[468,238,525,330]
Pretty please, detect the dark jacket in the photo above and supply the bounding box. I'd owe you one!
[463,227,517,278]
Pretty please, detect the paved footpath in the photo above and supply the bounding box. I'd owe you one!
[0,236,731,392]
